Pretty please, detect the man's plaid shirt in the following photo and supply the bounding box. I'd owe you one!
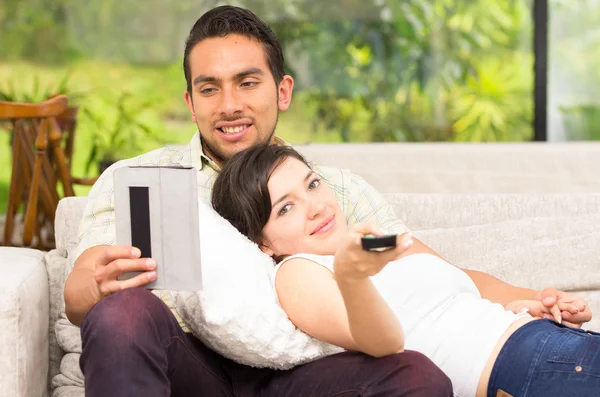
[76,132,409,331]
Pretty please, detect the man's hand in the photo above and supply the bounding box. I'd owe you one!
[93,245,157,298]
[64,245,157,325]
[534,288,592,328]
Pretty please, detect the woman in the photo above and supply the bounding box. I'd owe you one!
[212,144,598,397]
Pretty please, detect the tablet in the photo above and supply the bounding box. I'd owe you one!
[113,166,202,291]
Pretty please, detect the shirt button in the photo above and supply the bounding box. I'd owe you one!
[575,365,583,372]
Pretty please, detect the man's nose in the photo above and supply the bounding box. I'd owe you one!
[219,86,243,116]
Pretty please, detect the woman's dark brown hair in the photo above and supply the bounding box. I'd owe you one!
[211,144,310,248]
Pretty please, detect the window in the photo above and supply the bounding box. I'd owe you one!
[265,0,535,143]
[548,0,600,141]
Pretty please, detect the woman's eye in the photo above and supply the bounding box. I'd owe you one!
[308,178,321,190]
[278,204,292,216]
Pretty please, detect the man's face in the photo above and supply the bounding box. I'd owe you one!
[184,34,294,167]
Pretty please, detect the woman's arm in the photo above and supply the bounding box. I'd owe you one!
[406,238,592,325]
[339,172,537,305]
[275,257,404,357]
[461,267,535,305]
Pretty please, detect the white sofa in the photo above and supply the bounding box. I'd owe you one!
[1,142,600,397]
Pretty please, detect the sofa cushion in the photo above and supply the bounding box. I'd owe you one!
[55,197,87,262]
[0,247,49,397]
[50,199,86,397]
[45,249,76,394]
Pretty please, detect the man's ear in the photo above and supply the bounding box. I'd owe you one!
[184,90,196,122]
[259,243,274,257]
[277,75,294,112]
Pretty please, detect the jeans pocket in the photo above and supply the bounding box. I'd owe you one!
[547,330,587,364]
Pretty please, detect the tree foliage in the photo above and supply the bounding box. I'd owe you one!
[259,0,534,141]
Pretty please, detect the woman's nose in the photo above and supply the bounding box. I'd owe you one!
[308,201,326,218]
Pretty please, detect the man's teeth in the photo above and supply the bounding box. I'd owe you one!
[221,125,248,134]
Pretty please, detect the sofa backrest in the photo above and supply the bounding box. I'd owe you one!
[56,192,600,252]
[386,192,600,230]
[296,142,600,193]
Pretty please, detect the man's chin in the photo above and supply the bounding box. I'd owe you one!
[209,143,254,166]
[224,136,274,155]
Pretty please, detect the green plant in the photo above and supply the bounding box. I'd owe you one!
[447,53,533,142]
[82,92,165,174]
[560,105,600,141]
[0,70,84,103]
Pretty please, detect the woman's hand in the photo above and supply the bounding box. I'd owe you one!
[506,289,592,328]
[333,222,413,282]
[505,299,562,321]
[535,288,592,328]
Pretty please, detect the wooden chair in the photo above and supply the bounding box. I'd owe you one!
[0,95,96,249]
[56,105,79,168]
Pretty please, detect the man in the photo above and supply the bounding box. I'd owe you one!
[65,6,452,397]
[64,5,589,397]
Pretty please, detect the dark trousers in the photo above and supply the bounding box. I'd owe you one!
[80,288,452,397]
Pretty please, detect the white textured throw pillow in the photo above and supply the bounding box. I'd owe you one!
[175,199,343,369]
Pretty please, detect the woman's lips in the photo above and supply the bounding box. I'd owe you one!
[311,215,336,235]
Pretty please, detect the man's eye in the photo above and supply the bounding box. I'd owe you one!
[200,88,216,94]
[308,178,321,190]
[278,204,292,216]
[241,81,258,87]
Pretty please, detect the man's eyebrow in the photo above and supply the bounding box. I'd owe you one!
[235,67,265,79]
[192,68,265,87]
[271,171,314,209]
[193,75,218,86]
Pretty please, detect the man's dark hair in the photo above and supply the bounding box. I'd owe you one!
[212,144,310,250]
[183,5,286,94]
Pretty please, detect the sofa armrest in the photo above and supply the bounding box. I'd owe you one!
[0,247,49,397]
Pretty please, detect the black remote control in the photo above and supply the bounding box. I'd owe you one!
[361,234,397,252]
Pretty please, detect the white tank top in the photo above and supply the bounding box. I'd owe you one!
[275,253,531,397]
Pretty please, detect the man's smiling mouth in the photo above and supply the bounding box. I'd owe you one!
[219,125,250,134]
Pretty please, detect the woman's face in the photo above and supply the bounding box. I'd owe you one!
[260,157,347,259]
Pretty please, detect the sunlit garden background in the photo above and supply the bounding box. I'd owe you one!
[1,0,599,214]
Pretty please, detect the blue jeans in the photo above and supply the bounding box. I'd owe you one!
[488,319,600,397]
[80,288,453,397]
